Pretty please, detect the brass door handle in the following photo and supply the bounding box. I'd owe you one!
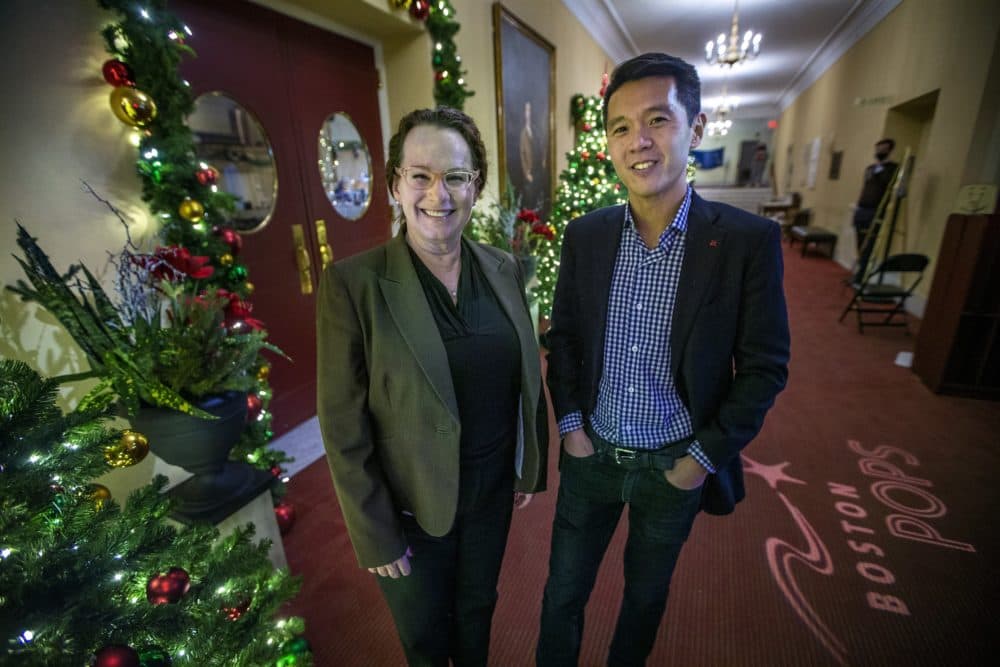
[315,219,333,270]
[291,224,313,295]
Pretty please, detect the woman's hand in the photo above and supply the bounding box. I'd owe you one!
[368,547,413,578]
[514,491,533,509]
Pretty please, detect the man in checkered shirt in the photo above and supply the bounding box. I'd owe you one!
[537,53,790,667]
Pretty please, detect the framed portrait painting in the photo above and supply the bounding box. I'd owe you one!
[492,3,555,219]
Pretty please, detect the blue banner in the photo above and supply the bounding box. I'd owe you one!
[692,147,724,170]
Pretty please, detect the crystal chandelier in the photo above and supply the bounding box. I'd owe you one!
[705,0,762,67]
[706,113,733,137]
[706,86,736,136]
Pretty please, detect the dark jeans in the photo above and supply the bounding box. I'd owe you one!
[377,445,515,667]
[537,445,702,667]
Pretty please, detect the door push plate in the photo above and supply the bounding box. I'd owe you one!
[291,224,313,295]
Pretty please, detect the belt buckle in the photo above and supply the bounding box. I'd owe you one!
[613,447,638,465]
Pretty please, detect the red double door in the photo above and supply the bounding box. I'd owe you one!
[174,0,391,436]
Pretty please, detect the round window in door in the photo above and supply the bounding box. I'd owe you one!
[188,92,277,234]
[319,113,372,220]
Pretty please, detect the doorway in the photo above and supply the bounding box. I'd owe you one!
[883,89,939,255]
[174,0,391,435]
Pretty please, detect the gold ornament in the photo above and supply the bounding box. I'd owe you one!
[109,86,158,127]
[243,281,255,295]
[90,484,112,509]
[103,430,150,468]
[178,198,205,223]
[256,364,270,382]
[390,0,413,9]
[219,253,234,267]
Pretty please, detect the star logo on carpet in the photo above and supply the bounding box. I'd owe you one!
[741,454,806,490]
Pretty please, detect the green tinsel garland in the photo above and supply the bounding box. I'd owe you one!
[390,0,474,109]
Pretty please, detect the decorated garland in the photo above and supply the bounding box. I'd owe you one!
[389,0,474,109]
[95,1,291,490]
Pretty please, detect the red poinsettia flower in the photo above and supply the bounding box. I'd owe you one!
[531,221,556,241]
[134,245,214,281]
[516,208,541,224]
[215,288,265,331]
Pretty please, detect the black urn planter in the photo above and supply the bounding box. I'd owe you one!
[132,391,272,524]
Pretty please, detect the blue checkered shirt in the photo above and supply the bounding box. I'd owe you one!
[558,186,716,473]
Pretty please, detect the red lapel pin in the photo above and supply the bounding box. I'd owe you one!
[709,239,719,248]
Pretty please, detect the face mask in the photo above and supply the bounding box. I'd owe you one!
[875,151,890,161]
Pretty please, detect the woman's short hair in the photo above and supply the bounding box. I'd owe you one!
[385,107,488,195]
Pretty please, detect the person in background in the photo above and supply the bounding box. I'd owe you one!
[317,106,548,667]
[852,138,898,280]
[537,52,790,666]
[748,143,768,187]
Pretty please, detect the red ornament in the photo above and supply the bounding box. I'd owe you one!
[146,567,190,605]
[221,597,251,621]
[220,228,242,255]
[101,59,134,88]
[274,500,296,535]
[92,645,140,667]
[582,123,592,132]
[247,394,263,421]
[226,299,252,320]
[410,0,430,21]
[581,150,590,160]
[434,70,445,82]
[196,165,219,186]
[270,464,283,477]
[596,151,606,161]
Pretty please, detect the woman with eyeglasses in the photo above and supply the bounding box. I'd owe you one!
[317,107,549,666]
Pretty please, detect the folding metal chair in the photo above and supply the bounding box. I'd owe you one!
[838,253,929,333]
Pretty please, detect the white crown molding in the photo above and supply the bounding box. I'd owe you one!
[560,0,639,65]
[777,0,903,112]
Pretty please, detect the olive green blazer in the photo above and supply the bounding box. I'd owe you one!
[316,233,548,568]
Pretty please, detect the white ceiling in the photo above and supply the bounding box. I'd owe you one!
[563,0,901,120]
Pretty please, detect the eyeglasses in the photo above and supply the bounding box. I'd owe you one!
[396,166,479,192]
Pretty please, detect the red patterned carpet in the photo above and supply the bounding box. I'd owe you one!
[281,242,1000,666]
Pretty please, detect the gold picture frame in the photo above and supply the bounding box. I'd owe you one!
[492,3,556,219]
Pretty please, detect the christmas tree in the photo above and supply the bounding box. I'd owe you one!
[535,91,626,318]
[0,359,311,666]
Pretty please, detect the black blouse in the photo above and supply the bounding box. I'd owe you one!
[408,240,521,462]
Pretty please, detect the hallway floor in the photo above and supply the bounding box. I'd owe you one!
[279,242,1000,666]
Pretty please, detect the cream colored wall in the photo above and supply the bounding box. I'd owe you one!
[0,1,150,385]
[772,0,1000,300]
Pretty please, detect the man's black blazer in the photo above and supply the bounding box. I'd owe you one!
[546,190,790,515]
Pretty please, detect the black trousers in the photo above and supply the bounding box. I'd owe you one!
[537,440,702,667]
[377,444,515,667]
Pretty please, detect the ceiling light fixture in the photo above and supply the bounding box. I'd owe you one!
[705,0,762,68]
[706,114,733,137]
[706,85,736,136]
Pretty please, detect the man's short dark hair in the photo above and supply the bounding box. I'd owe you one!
[602,52,701,129]
[876,138,896,151]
